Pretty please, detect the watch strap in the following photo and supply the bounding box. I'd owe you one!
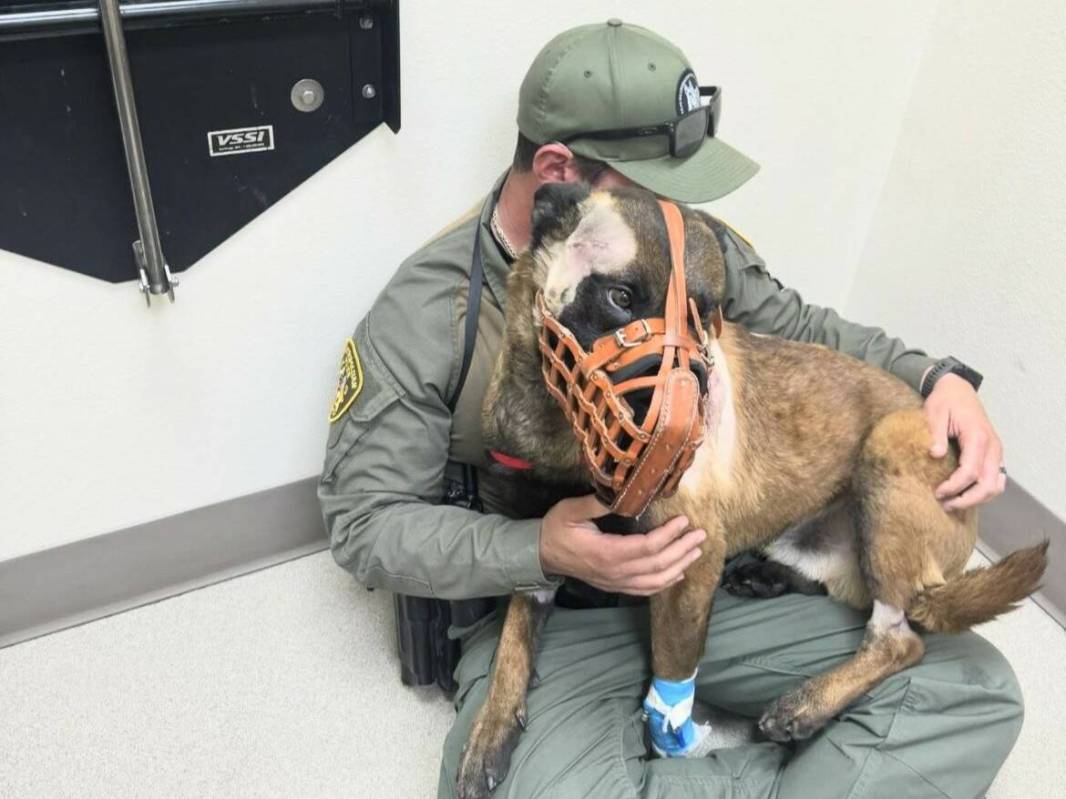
[920,357,983,398]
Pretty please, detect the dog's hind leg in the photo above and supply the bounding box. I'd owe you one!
[759,411,950,742]
[758,598,924,742]
[457,589,554,799]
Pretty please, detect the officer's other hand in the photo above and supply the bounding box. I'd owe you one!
[538,495,706,596]
[925,374,1006,511]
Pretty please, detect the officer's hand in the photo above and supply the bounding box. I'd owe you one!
[925,374,1006,511]
[538,495,706,596]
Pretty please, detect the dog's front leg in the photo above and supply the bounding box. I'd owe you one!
[457,589,554,799]
[645,524,725,758]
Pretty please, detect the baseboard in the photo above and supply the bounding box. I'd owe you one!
[1,475,1062,651]
[0,477,328,650]
[976,478,1065,628]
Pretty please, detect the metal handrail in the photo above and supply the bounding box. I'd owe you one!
[97,0,173,302]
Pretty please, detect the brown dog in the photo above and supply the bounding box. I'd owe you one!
[455,183,1047,798]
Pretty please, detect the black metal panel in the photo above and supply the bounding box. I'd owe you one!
[0,1,399,282]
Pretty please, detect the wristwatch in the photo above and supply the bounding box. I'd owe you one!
[920,356,984,398]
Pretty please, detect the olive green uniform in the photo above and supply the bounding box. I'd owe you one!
[318,180,1023,797]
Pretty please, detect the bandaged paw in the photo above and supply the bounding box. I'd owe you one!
[643,673,715,758]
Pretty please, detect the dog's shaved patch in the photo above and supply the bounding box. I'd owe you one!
[869,600,908,636]
[542,196,637,314]
[683,340,736,489]
[526,588,557,604]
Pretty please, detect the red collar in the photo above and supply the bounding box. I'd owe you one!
[489,450,534,471]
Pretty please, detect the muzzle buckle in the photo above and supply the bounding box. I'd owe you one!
[615,319,653,349]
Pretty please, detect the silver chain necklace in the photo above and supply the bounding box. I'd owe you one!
[490,203,520,261]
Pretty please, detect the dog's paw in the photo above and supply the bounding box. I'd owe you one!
[456,705,526,799]
[757,687,829,743]
[722,559,790,599]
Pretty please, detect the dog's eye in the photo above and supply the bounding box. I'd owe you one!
[607,286,632,311]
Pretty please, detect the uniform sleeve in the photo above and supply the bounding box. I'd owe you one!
[317,278,556,600]
[718,226,936,392]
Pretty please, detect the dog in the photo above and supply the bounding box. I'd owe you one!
[455,183,1047,798]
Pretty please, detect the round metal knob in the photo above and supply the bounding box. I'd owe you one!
[290,78,324,112]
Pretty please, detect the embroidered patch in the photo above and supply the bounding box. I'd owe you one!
[328,339,364,422]
[676,69,701,115]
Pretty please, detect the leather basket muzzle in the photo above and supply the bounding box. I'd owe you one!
[537,200,718,517]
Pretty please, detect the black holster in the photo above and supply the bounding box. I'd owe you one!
[392,464,496,695]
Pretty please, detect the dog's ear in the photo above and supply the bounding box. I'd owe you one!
[691,208,731,260]
[686,208,730,317]
[531,182,590,252]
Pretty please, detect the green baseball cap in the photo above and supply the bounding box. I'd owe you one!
[517,20,759,203]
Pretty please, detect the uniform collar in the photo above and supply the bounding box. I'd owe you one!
[478,171,516,312]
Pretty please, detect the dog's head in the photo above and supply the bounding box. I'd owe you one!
[529,183,725,409]
[521,183,726,514]
[532,183,724,338]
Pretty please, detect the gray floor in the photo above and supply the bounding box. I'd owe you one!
[0,551,1063,798]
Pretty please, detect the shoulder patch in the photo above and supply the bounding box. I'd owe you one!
[328,338,364,423]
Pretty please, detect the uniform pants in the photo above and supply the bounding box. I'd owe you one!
[437,590,1023,799]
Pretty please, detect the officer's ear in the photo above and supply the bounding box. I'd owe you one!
[531,182,590,252]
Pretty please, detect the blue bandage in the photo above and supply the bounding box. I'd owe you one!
[642,673,711,757]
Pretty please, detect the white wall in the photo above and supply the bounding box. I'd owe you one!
[0,1,937,560]
[844,0,1066,519]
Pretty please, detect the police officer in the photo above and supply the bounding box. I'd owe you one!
[319,20,1019,799]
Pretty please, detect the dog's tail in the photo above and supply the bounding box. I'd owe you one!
[907,541,1049,633]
